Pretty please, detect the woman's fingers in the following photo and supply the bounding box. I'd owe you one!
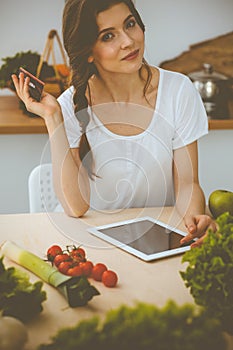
[11,73,60,120]
[12,73,30,101]
[190,234,207,248]
[11,74,20,94]
[181,214,217,247]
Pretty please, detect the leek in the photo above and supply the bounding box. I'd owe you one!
[0,241,99,307]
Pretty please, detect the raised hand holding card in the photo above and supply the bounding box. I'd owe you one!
[19,67,45,101]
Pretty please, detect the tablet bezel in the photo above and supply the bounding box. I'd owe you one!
[87,216,192,262]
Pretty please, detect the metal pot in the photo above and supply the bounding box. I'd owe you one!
[188,63,231,119]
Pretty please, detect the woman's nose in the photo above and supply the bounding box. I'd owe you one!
[120,31,134,49]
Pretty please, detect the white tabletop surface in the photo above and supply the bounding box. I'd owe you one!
[0,207,232,350]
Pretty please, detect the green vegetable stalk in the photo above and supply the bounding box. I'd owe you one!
[180,212,233,334]
[1,241,99,307]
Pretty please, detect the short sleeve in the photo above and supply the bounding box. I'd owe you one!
[172,75,208,149]
[57,87,81,148]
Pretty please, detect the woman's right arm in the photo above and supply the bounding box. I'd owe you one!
[12,73,90,217]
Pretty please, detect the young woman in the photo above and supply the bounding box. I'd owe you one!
[12,0,216,246]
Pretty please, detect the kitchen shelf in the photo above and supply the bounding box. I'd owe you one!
[0,96,47,134]
[0,95,233,134]
[208,118,233,130]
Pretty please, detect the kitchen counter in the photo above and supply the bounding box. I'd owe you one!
[0,95,47,134]
[0,95,233,134]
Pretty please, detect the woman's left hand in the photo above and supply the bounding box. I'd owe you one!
[180,214,217,248]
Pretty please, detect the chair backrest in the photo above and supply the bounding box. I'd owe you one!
[28,163,59,213]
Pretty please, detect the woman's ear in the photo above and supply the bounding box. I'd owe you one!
[88,56,94,63]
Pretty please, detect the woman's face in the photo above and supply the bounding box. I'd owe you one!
[90,2,145,76]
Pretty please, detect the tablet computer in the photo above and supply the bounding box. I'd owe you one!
[87,216,194,262]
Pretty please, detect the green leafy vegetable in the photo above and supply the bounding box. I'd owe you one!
[0,50,55,117]
[180,212,233,334]
[0,257,46,323]
[38,301,226,350]
[0,51,54,90]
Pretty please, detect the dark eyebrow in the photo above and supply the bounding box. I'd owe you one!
[97,14,134,37]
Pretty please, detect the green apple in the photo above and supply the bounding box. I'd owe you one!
[208,189,233,219]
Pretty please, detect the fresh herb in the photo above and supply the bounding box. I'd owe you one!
[0,257,46,323]
[180,211,233,334]
[38,301,225,350]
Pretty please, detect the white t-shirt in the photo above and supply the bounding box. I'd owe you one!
[57,67,208,211]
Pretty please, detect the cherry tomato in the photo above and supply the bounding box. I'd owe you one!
[79,260,94,277]
[67,265,83,277]
[70,247,86,263]
[102,270,118,288]
[53,253,72,267]
[47,245,63,262]
[91,263,107,281]
[58,261,73,275]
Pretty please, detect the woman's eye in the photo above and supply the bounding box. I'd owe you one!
[126,19,136,29]
[101,32,114,42]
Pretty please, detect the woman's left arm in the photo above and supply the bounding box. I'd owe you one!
[173,141,216,247]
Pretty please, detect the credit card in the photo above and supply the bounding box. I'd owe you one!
[19,67,45,101]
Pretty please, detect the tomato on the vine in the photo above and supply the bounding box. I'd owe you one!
[53,253,72,267]
[102,270,118,288]
[79,261,94,277]
[69,246,86,263]
[91,263,107,281]
[47,245,63,262]
[46,244,119,287]
[67,265,83,277]
[58,261,73,275]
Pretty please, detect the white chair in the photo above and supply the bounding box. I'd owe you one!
[28,163,60,213]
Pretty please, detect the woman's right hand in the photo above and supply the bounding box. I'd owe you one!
[11,72,61,120]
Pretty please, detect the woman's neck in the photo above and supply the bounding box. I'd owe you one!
[91,65,153,104]
[98,74,143,102]
[87,65,159,111]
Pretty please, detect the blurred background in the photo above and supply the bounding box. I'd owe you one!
[1,0,232,75]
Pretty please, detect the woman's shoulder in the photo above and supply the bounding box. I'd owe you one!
[153,66,190,82]
[150,66,194,96]
[57,86,74,104]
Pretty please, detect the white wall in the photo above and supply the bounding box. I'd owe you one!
[0,0,233,213]
[0,0,65,95]
[198,130,233,199]
[1,0,232,68]
[0,0,65,62]
[0,134,51,214]
[136,0,233,65]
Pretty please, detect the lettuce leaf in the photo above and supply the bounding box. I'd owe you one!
[180,212,233,334]
[38,301,226,350]
[0,257,46,322]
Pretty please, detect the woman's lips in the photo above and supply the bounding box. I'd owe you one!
[122,49,140,61]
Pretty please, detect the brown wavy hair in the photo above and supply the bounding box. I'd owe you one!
[62,0,152,178]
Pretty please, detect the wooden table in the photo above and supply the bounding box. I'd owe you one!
[0,207,197,350]
[1,207,233,350]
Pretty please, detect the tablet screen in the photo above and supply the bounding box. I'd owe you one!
[98,220,184,254]
[88,217,193,261]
